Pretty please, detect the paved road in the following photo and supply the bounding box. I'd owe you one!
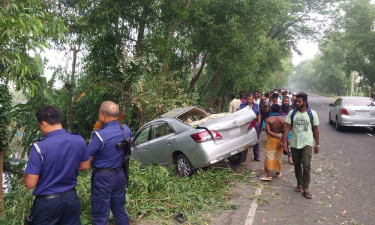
[252,93,375,225]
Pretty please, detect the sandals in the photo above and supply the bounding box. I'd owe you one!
[276,172,282,178]
[294,185,303,192]
[174,213,186,223]
[260,176,272,181]
[303,191,313,199]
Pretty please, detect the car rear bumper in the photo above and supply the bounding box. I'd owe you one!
[340,115,375,127]
[208,139,260,165]
[186,129,259,168]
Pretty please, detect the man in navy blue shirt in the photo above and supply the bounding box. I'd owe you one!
[88,101,132,225]
[24,106,90,225]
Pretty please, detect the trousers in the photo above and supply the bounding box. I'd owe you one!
[30,190,81,225]
[291,145,312,188]
[91,168,129,225]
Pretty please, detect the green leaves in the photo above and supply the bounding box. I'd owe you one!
[0,85,11,152]
[0,0,65,91]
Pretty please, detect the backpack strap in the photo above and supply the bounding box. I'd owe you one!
[118,122,131,142]
[33,143,44,163]
[290,109,298,128]
[307,108,314,130]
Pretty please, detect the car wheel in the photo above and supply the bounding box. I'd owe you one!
[176,154,194,177]
[228,150,248,165]
[328,112,333,124]
[335,116,341,131]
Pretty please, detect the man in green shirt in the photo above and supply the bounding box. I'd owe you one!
[282,93,320,199]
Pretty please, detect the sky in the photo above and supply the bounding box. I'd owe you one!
[292,39,320,66]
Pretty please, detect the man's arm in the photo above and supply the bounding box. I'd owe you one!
[313,125,320,154]
[282,123,291,149]
[24,174,39,190]
[88,133,103,156]
[80,159,90,170]
[24,146,42,190]
[266,120,282,139]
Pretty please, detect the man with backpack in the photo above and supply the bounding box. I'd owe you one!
[282,93,320,199]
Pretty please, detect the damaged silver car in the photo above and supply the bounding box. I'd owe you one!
[131,106,259,176]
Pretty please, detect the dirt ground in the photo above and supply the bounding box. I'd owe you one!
[209,131,293,225]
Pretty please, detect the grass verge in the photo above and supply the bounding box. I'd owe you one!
[2,160,255,225]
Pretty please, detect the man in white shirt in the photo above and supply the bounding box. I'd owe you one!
[254,91,261,105]
[229,94,241,113]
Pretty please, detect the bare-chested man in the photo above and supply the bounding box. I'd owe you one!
[261,104,285,181]
[280,96,293,165]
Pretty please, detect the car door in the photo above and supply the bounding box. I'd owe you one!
[131,126,152,166]
[148,122,175,165]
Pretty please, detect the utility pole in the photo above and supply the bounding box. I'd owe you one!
[350,71,355,96]
[350,71,358,96]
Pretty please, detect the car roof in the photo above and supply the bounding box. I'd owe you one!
[340,96,371,99]
[160,106,208,118]
[138,117,191,134]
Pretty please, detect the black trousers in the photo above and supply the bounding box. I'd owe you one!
[31,190,81,225]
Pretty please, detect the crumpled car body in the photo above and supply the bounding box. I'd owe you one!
[131,106,259,176]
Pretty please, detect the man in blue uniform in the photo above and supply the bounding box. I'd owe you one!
[24,106,90,225]
[88,101,132,225]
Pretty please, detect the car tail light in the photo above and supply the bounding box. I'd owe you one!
[248,119,256,130]
[341,108,349,115]
[191,130,222,143]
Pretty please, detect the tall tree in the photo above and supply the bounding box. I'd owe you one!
[0,85,11,213]
[0,0,64,211]
[53,0,88,131]
[340,0,375,95]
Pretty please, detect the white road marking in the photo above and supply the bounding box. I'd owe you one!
[367,132,373,137]
[321,106,325,109]
[245,187,262,225]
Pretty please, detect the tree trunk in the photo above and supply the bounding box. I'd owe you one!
[210,64,221,110]
[189,51,208,91]
[183,52,200,81]
[216,97,223,113]
[135,2,151,56]
[99,80,145,128]
[66,47,78,132]
[0,150,4,214]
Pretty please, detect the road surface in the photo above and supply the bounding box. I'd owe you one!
[250,93,375,225]
[211,93,375,225]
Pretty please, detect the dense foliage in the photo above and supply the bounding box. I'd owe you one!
[0,0,64,91]
[291,0,375,96]
[0,85,11,212]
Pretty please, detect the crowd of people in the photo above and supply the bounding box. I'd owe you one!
[229,90,320,199]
